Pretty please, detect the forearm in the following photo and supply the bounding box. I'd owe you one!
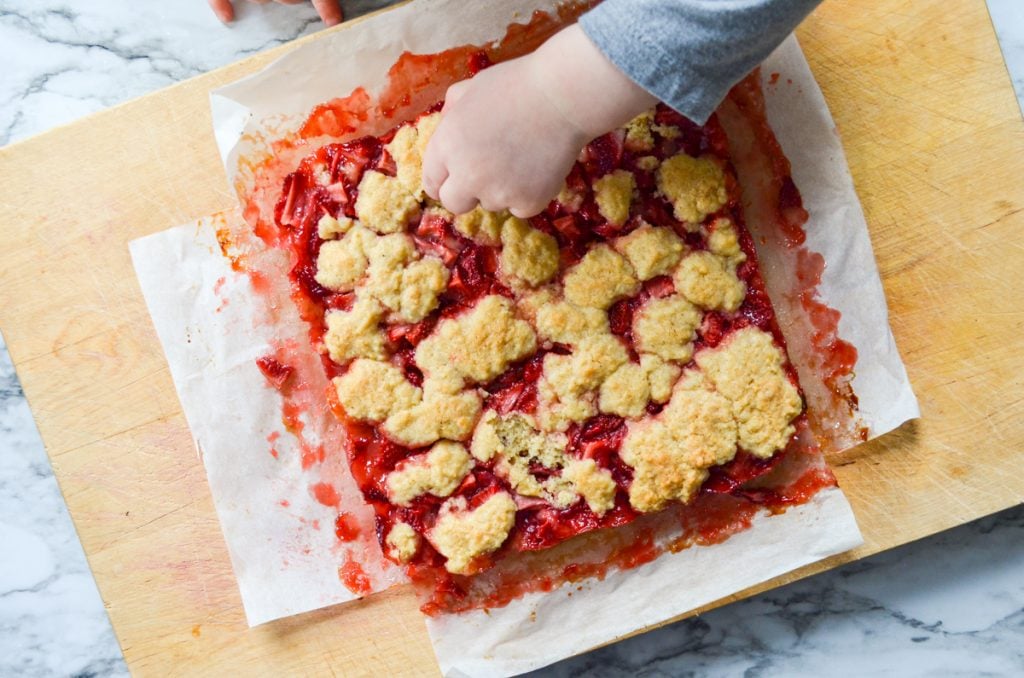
[529,24,659,139]
[579,0,823,123]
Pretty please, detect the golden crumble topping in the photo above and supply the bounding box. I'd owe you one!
[452,206,505,245]
[562,244,640,310]
[593,169,635,227]
[706,217,745,262]
[635,155,660,172]
[674,251,746,312]
[620,370,737,512]
[562,458,618,515]
[642,353,682,404]
[415,295,536,386]
[598,361,650,418]
[316,213,354,240]
[534,296,609,346]
[623,110,656,152]
[652,123,681,139]
[429,492,517,574]
[537,334,629,431]
[614,224,685,281]
[386,111,440,199]
[394,257,449,322]
[499,216,560,287]
[355,170,422,234]
[361,232,448,323]
[323,296,387,364]
[382,378,482,447]
[333,358,421,422]
[598,352,683,418]
[386,440,473,506]
[695,327,803,458]
[556,181,585,212]
[361,230,415,298]
[633,294,702,363]
[471,410,575,507]
[656,154,728,224]
[385,522,420,563]
[314,228,370,292]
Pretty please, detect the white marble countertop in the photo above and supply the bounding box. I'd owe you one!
[1,2,1022,676]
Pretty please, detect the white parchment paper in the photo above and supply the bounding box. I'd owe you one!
[128,1,918,673]
[762,37,919,433]
[130,217,405,626]
[431,487,860,677]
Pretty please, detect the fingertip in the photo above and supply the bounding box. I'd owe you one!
[438,180,477,216]
[509,204,545,219]
[421,145,447,203]
[209,0,235,23]
[442,80,470,111]
[312,0,343,26]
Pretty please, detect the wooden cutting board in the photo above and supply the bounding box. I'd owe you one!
[1,0,1021,674]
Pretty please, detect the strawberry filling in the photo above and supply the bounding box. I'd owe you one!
[272,101,810,598]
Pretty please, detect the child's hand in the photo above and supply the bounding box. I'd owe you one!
[423,24,656,218]
[421,55,587,218]
[209,0,343,26]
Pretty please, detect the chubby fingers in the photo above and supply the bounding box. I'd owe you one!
[209,0,235,22]
[442,80,471,113]
[509,201,549,220]
[438,179,478,216]
[311,0,343,25]
[421,134,448,201]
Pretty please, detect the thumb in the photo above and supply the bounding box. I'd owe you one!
[442,79,471,113]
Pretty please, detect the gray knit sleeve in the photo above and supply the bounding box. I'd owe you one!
[579,0,821,123]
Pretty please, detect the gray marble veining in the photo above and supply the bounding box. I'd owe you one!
[1,1,1022,676]
[989,0,1024,116]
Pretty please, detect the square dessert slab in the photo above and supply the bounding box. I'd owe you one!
[0,0,1022,674]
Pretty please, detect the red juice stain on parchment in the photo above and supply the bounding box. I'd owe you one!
[334,513,361,542]
[266,430,281,459]
[338,555,372,595]
[311,482,340,508]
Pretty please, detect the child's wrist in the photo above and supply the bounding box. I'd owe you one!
[531,24,657,139]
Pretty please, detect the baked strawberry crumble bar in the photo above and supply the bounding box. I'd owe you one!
[274,97,805,582]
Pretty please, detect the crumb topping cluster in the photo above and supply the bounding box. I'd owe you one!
[286,106,804,575]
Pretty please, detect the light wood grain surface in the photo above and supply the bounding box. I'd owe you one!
[0,1,1021,675]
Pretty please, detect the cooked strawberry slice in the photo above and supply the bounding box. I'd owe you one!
[276,172,303,227]
[416,209,452,238]
[326,182,349,204]
[643,275,675,298]
[413,236,460,266]
[375,149,398,177]
[579,414,626,442]
[593,220,628,239]
[487,383,525,415]
[703,450,786,494]
[607,298,636,336]
[551,214,583,242]
[255,356,294,390]
[581,129,625,177]
[699,312,730,347]
[387,317,436,348]
[323,291,356,311]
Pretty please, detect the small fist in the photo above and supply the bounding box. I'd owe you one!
[209,0,343,26]
[422,54,588,218]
